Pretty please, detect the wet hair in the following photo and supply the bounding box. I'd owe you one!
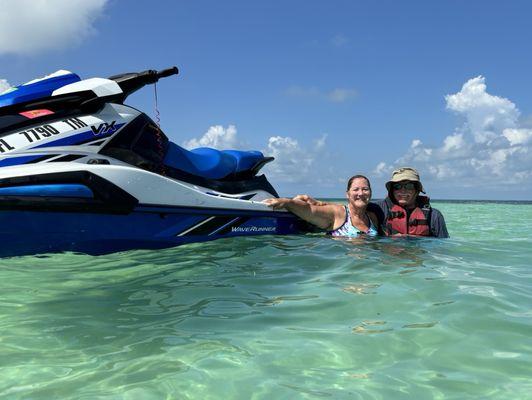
[346,175,371,192]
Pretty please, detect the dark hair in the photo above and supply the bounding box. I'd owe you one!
[346,175,371,191]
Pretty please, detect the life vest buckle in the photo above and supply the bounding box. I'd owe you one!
[389,211,404,219]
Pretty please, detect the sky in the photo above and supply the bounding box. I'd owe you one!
[1,0,531,200]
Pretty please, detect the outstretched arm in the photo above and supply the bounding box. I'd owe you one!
[292,194,327,206]
[291,194,349,207]
[263,197,342,230]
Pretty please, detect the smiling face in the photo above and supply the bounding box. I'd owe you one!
[391,180,419,209]
[345,177,372,209]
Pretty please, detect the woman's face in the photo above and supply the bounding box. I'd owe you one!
[392,181,418,209]
[346,178,371,208]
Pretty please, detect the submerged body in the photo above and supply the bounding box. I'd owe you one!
[329,205,378,237]
[378,167,449,238]
[374,197,448,238]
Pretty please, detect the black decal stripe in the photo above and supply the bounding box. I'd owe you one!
[216,217,251,236]
[50,154,85,162]
[85,139,107,146]
[75,135,112,146]
[191,216,237,236]
[27,154,60,163]
[176,217,216,237]
[208,217,241,236]
[179,216,237,236]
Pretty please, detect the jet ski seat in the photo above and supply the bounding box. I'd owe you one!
[163,142,270,180]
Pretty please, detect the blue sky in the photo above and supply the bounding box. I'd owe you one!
[1,0,531,199]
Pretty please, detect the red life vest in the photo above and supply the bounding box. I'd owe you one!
[384,196,431,236]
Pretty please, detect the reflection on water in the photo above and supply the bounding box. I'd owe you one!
[332,235,430,271]
[342,283,381,295]
[1,202,532,398]
[352,320,394,335]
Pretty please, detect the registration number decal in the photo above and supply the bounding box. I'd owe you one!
[0,116,119,153]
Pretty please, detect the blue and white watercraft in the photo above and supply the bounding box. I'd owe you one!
[0,67,303,256]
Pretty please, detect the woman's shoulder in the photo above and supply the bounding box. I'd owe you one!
[327,204,348,230]
[319,202,347,213]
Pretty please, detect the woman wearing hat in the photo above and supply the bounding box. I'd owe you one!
[263,175,381,238]
[373,167,449,238]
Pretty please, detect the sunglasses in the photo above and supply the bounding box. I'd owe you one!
[392,182,417,190]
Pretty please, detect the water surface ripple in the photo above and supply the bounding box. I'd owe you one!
[0,202,531,399]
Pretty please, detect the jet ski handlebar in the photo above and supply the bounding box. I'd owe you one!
[108,66,179,102]
[156,67,179,79]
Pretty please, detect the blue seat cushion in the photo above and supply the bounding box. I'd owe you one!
[222,150,265,172]
[163,143,267,180]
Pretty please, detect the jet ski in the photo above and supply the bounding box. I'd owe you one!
[0,67,304,257]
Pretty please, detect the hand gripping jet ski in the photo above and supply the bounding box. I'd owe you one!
[0,67,304,257]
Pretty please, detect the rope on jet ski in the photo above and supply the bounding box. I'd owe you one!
[153,82,166,175]
[154,82,161,127]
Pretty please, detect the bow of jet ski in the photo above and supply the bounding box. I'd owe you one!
[0,67,306,256]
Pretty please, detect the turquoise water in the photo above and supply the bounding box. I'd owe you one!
[1,201,531,399]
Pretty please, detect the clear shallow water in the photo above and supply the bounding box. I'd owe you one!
[1,202,531,399]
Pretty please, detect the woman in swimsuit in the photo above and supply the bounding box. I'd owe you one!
[263,175,380,238]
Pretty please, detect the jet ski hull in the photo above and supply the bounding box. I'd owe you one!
[0,205,300,257]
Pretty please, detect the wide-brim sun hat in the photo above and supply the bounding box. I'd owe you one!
[385,167,425,193]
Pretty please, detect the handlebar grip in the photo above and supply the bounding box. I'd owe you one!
[108,66,180,102]
[157,67,179,79]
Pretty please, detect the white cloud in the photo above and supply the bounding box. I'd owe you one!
[503,128,532,146]
[182,124,331,186]
[262,134,328,183]
[375,76,532,191]
[327,88,357,103]
[0,0,108,55]
[314,133,327,150]
[286,85,357,103]
[445,76,519,144]
[0,79,11,94]
[442,133,465,153]
[331,34,348,48]
[374,161,391,176]
[182,125,243,150]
